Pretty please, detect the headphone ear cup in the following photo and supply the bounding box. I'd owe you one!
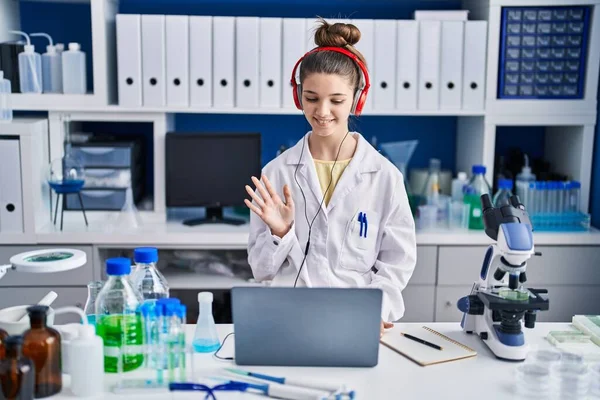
[352,88,367,116]
[293,82,303,110]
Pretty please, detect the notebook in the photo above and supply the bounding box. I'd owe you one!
[380,325,477,366]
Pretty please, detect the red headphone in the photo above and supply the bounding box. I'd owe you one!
[290,46,371,116]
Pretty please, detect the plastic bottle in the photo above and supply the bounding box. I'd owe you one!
[421,158,441,206]
[9,31,42,93]
[30,33,63,94]
[62,42,87,94]
[463,165,492,230]
[451,172,468,202]
[83,280,103,325]
[95,257,144,373]
[0,328,7,360]
[192,292,220,353]
[22,305,62,398]
[131,247,169,300]
[69,325,104,397]
[0,71,12,122]
[515,154,536,210]
[0,336,35,399]
[493,178,513,207]
[55,43,65,54]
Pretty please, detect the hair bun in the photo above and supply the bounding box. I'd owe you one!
[313,18,361,48]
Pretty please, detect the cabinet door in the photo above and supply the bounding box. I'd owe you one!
[400,285,435,322]
[0,287,87,324]
[435,285,473,322]
[537,285,600,322]
[411,246,437,284]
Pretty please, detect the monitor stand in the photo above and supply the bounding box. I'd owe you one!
[182,206,246,226]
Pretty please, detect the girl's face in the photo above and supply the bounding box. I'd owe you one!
[301,73,354,138]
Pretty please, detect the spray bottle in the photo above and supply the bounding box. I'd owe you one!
[515,154,536,210]
[30,33,63,93]
[9,31,42,93]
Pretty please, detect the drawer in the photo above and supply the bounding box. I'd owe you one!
[0,245,94,287]
[66,189,126,211]
[400,285,435,323]
[411,246,437,285]
[0,287,87,324]
[83,168,132,189]
[435,286,473,322]
[70,145,134,168]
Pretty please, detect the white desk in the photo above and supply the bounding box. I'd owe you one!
[53,322,576,399]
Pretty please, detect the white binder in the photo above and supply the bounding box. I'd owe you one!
[373,20,397,110]
[189,16,212,107]
[213,16,235,108]
[462,21,487,110]
[350,19,374,111]
[282,18,306,109]
[166,15,189,107]
[396,21,418,110]
[259,18,282,108]
[141,14,166,107]
[418,20,441,110]
[305,18,317,50]
[116,14,142,107]
[440,21,464,110]
[0,139,23,233]
[236,17,259,108]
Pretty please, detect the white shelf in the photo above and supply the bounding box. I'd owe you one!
[11,93,104,111]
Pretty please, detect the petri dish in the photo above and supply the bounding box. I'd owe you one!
[553,363,589,399]
[515,363,553,398]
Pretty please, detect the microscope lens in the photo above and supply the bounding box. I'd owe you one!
[509,274,519,290]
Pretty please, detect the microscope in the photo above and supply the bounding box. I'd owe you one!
[457,194,549,361]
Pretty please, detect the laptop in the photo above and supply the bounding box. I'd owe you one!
[230,287,382,367]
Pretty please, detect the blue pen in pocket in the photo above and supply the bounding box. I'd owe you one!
[364,213,368,238]
[358,212,364,237]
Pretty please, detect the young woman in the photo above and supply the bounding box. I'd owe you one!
[245,19,417,336]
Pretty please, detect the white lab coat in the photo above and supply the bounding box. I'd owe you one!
[247,132,417,322]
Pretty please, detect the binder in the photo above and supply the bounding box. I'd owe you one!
[213,16,235,108]
[259,18,282,108]
[165,15,189,107]
[373,20,397,110]
[462,21,487,110]
[350,19,374,111]
[418,20,441,110]
[236,17,259,108]
[305,18,317,50]
[396,21,418,110]
[189,16,212,107]
[0,138,23,233]
[116,14,142,107]
[440,21,464,110]
[282,18,306,109]
[381,325,477,366]
[141,14,166,107]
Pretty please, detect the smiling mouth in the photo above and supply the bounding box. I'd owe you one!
[314,117,335,127]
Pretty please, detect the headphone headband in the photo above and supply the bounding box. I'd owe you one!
[290,46,371,116]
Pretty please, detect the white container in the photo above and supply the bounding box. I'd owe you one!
[62,42,87,94]
[414,10,469,20]
[30,33,63,93]
[0,71,12,122]
[452,171,468,201]
[10,30,42,93]
[69,324,104,397]
[54,323,80,374]
[0,305,55,335]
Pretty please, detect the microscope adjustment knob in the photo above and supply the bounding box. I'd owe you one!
[457,295,484,315]
[525,312,537,329]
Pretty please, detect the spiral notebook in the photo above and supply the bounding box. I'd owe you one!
[380,326,477,366]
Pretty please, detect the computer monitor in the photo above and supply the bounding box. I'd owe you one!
[165,132,261,226]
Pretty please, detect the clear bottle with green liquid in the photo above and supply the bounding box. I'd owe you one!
[463,165,492,230]
[95,257,144,373]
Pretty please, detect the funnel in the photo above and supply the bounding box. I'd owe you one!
[380,140,418,176]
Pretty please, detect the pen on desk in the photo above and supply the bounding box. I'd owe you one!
[401,333,443,350]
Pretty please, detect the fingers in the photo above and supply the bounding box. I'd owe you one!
[251,176,271,204]
[262,175,282,203]
[384,321,394,329]
[283,184,294,207]
[244,199,263,217]
[245,185,266,208]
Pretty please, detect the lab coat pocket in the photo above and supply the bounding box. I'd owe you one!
[340,210,380,272]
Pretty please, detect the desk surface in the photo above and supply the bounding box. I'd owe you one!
[53,322,577,400]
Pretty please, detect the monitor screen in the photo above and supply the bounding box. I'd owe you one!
[166,133,261,208]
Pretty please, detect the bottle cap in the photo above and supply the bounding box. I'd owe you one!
[134,247,158,263]
[78,324,96,339]
[165,303,179,316]
[24,44,35,53]
[198,292,213,303]
[157,298,180,306]
[55,43,64,52]
[5,335,23,348]
[178,304,187,319]
[106,257,131,276]
[68,42,80,51]
[498,179,513,190]
[472,165,486,175]
[46,45,56,54]
[457,172,467,181]
[27,305,50,317]
[571,181,581,189]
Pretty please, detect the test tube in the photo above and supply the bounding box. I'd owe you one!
[549,182,558,213]
[558,182,566,213]
[178,305,187,382]
[528,182,536,214]
[570,181,581,212]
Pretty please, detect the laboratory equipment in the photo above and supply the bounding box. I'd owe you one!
[22,305,62,398]
[62,43,87,94]
[131,247,169,300]
[0,71,12,122]
[448,201,469,229]
[457,193,549,361]
[95,257,144,373]
[46,156,88,231]
[492,178,513,207]
[421,158,441,206]
[84,281,103,325]
[193,292,220,353]
[16,291,58,323]
[30,33,62,93]
[165,133,261,225]
[9,31,42,93]
[417,205,437,231]
[69,324,104,397]
[0,248,87,282]
[0,328,7,360]
[0,336,35,399]
[379,140,419,215]
[463,165,492,230]
[451,172,468,201]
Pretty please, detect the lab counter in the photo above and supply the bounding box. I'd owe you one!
[51,322,579,400]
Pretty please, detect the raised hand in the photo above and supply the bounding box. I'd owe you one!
[245,174,295,238]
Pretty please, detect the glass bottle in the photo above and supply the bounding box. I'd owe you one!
[0,335,35,400]
[192,292,220,353]
[95,257,144,373]
[22,305,62,398]
[84,280,103,325]
[131,247,169,300]
[463,165,492,230]
[0,328,7,360]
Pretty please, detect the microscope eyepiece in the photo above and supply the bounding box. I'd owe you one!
[481,193,493,212]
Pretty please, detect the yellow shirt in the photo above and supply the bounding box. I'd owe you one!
[313,158,352,206]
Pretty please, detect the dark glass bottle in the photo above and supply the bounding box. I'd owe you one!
[22,306,62,398]
[0,328,8,360]
[0,335,35,400]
